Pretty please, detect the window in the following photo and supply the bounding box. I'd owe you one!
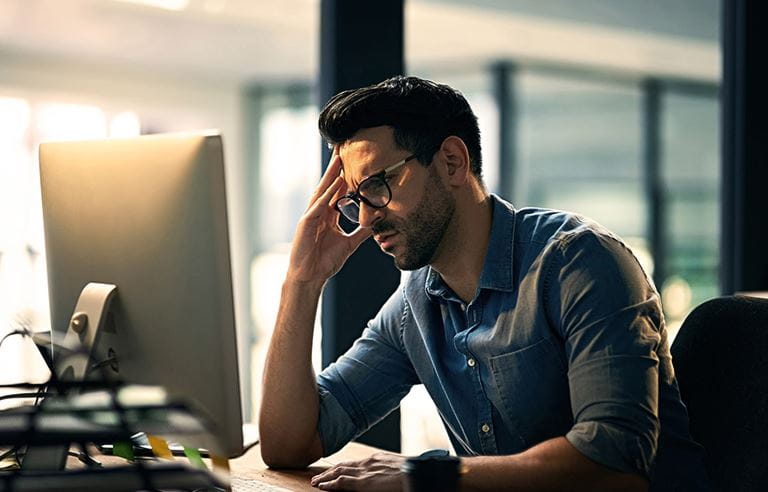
[516,72,651,272]
[247,86,324,417]
[660,89,720,337]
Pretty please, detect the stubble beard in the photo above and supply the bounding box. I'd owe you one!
[381,168,456,271]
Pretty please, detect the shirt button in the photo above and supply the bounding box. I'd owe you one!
[467,358,476,367]
[481,423,490,433]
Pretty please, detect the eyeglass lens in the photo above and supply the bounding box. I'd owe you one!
[337,175,392,223]
[337,197,360,223]
[358,176,390,205]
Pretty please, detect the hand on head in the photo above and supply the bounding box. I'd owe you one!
[286,148,372,285]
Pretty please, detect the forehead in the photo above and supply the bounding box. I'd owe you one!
[339,126,400,181]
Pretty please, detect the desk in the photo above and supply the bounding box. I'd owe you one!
[63,441,382,490]
[230,441,382,491]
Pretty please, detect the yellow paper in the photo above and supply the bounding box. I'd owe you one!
[211,454,230,472]
[147,435,173,460]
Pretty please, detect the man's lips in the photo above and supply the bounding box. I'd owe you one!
[375,232,398,248]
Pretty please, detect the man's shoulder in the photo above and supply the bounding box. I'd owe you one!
[512,206,601,245]
[502,202,634,275]
[490,195,619,244]
[511,206,653,293]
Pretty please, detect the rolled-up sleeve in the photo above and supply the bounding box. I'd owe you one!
[316,286,420,456]
[546,230,662,477]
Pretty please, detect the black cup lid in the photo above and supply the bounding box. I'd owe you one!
[401,455,460,474]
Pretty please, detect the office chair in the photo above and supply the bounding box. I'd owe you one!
[670,295,768,492]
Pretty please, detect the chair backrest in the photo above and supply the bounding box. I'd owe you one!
[671,295,768,492]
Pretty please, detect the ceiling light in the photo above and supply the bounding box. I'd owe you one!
[113,0,190,11]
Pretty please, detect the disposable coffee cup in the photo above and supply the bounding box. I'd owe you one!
[401,454,460,492]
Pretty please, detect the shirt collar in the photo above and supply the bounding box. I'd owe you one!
[425,194,517,299]
[477,194,516,291]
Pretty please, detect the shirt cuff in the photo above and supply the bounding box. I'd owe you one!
[566,421,655,477]
[316,384,359,457]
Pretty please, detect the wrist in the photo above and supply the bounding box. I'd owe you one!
[283,273,326,296]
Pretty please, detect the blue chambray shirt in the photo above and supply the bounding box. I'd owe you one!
[316,194,708,488]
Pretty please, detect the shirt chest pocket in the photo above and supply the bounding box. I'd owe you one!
[489,338,573,445]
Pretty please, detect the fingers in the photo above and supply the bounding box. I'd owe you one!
[316,475,360,490]
[305,175,344,220]
[308,148,344,209]
[311,453,405,490]
[311,465,362,488]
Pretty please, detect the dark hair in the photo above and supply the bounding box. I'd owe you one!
[318,76,483,177]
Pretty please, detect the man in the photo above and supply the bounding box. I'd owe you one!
[259,76,708,491]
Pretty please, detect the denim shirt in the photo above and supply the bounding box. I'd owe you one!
[316,194,707,488]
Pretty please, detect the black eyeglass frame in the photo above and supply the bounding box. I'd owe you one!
[333,152,419,223]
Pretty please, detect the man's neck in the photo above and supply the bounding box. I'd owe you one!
[430,189,493,304]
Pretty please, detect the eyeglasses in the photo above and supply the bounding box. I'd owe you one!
[334,153,419,224]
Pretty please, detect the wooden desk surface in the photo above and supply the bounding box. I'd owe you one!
[65,441,381,490]
[230,441,382,491]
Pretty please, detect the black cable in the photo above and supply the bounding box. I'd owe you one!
[0,328,47,473]
[33,385,46,406]
[242,438,260,454]
[0,383,46,389]
[0,327,54,408]
[90,355,118,371]
[0,330,27,348]
[0,380,123,391]
[0,392,54,403]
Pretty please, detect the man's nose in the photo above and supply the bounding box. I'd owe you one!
[358,201,385,229]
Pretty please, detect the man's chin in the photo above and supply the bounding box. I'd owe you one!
[392,251,430,271]
[379,237,433,270]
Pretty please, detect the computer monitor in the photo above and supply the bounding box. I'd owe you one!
[38,132,243,458]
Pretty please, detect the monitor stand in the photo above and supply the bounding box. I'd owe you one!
[22,282,118,471]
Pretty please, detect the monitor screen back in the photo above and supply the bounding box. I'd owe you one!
[39,132,243,457]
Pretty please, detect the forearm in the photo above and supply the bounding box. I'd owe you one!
[460,437,648,492]
[259,277,325,467]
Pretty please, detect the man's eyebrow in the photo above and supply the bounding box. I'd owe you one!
[343,155,393,188]
[345,162,376,188]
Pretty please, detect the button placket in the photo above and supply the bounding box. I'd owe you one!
[453,297,496,454]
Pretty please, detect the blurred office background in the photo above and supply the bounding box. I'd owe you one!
[0,0,719,454]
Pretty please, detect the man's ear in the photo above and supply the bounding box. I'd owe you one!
[439,136,471,186]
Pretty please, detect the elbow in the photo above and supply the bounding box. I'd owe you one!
[260,446,314,469]
[261,454,312,470]
[260,435,323,469]
[258,415,323,468]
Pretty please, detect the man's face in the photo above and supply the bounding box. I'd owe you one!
[339,127,455,270]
